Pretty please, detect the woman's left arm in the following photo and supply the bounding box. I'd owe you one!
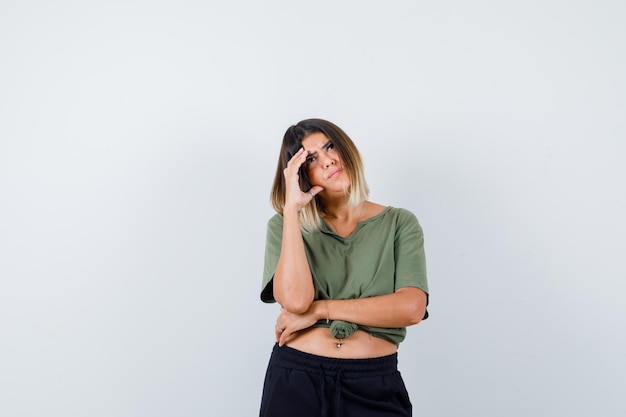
[275,287,427,345]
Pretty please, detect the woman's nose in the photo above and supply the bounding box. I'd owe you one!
[322,153,335,167]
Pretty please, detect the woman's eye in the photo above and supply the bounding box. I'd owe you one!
[306,156,316,165]
[327,143,335,151]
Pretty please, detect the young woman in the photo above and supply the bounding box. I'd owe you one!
[260,119,429,417]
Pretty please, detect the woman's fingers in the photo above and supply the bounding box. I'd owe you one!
[275,306,320,347]
[285,148,306,171]
[275,322,291,346]
[283,148,323,210]
[278,328,291,347]
[307,185,324,198]
[283,149,305,187]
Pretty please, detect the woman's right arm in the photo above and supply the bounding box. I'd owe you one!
[272,148,323,313]
[273,206,313,313]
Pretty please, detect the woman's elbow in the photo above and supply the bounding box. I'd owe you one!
[397,287,427,326]
[275,294,313,314]
[407,303,426,325]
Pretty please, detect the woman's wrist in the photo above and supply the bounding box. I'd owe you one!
[282,205,301,218]
[311,300,326,322]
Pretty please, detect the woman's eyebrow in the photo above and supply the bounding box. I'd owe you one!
[305,141,332,158]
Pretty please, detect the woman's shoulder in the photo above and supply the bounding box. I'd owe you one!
[364,201,387,216]
[267,212,283,228]
[365,202,417,220]
[366,204,422,232]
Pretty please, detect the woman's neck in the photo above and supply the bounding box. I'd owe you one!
[323,200,365,221]
[322,200,367,237]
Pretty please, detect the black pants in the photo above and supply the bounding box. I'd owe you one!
[259,344,412,417]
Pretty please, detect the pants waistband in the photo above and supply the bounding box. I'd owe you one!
[269,343,398,378]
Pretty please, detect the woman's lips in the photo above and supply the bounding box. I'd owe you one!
[327,169,341,179]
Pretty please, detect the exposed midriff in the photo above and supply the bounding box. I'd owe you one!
[285,327,397,359]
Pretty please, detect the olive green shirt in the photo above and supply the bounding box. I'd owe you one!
[261,206,429,346]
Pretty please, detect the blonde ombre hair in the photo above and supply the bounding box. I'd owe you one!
[270,119,369,232]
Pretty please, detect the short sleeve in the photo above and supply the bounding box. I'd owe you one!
[394,209,429,319]
[260,214,283,303]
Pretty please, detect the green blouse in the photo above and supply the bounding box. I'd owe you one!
[261,206,429,346]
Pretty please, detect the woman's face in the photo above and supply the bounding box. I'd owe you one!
[301,132,349,194]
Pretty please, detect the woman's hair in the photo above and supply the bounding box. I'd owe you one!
[270,118,369,232]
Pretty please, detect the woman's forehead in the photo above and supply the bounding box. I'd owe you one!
[301,132,330,150]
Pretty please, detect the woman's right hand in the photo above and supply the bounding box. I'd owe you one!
[275,304,322,346]
[283,148,323,212]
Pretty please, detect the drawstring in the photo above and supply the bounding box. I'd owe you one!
[319,364,343,417]
[319,364,327,417]
[334,368,343,417]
